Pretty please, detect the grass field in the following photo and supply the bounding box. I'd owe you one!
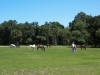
[0,46,100,75]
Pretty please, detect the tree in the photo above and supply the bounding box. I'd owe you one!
[70,20,89,44]
[87,15,100,46]
[69,12,90,32]
[51,22,64,45]
[26,38,33,44]
[42,21,51,44]
[36,35,41,44]
[59,28,70,45]
[10,29,22,44]
[69,12,91,45]
[21,22,35,44]
[0,20,18,45]
[41,36,46,44]
[70,30,83,44]
[0,26,3,44]
[96,28,100,47]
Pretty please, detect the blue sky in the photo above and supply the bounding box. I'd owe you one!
[0,0,100,27]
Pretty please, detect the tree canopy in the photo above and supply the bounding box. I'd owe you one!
[0,12,100,47]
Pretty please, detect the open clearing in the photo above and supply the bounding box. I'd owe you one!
[0,46,100,75]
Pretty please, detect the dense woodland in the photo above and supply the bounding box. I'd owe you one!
[0,12,100,47]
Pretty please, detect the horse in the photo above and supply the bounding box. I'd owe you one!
[47,44,51,48]
[29,44,35,51]
[80,45,86,50]
[37,44,45,51]
[10,44,16,48]
[16,42,20,48]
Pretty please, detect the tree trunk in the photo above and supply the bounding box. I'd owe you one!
[54,35,57,46]
[46,34,49,44]
[99,41,100,47]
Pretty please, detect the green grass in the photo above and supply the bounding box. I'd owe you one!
[0,46,100,75]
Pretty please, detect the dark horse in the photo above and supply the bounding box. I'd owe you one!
[80,45,86,50]
[37,44,45,51]
[16,42,20,48]
[47,44,51,48]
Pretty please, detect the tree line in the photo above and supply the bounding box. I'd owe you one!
[0,12,100,47]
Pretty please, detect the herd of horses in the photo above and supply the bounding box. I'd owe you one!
[28,44,51,51]
[10,43,86,51]
[10,43,51,51]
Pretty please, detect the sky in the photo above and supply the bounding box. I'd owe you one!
[0,0,100,27]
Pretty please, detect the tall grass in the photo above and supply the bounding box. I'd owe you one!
[0,46,100,75]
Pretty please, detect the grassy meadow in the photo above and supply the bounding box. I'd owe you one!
[0,46,100,75]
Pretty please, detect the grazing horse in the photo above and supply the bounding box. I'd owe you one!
[10,44,16,48]
[47,44,51,48]
[16,42,20,48]
[80,45,86,50]
[37,44,45,51]
[29,44,35,51]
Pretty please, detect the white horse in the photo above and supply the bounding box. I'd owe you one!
[29,44,35,51]
[10,44,16,48]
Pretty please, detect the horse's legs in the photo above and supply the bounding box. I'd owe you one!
[37,47,38,51]
[41,47,45,51]
[49,45,50,48]
[43,47,45,51]
[33,47,35,51]
[29,47,31,51]
[41,47,43,50]
[84,47,86,50]
[81,47,82,50]
[32,47,34,51]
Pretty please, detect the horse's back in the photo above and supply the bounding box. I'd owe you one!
[10,44,16,47]
[29,44,35,48]
[37,44,44,47]
[80,45,86,50]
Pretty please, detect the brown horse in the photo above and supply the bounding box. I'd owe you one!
[37,44,45,51]
[47,44,51,48]
[80,45,86,50]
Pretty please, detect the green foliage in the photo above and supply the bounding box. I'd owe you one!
[0,12,100,46]
[10,29,22,44]
[26,38,33,44]
[96,28,100,37]
[11,29,22,38]
[74,20,87,30]
[70,20,89,44]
